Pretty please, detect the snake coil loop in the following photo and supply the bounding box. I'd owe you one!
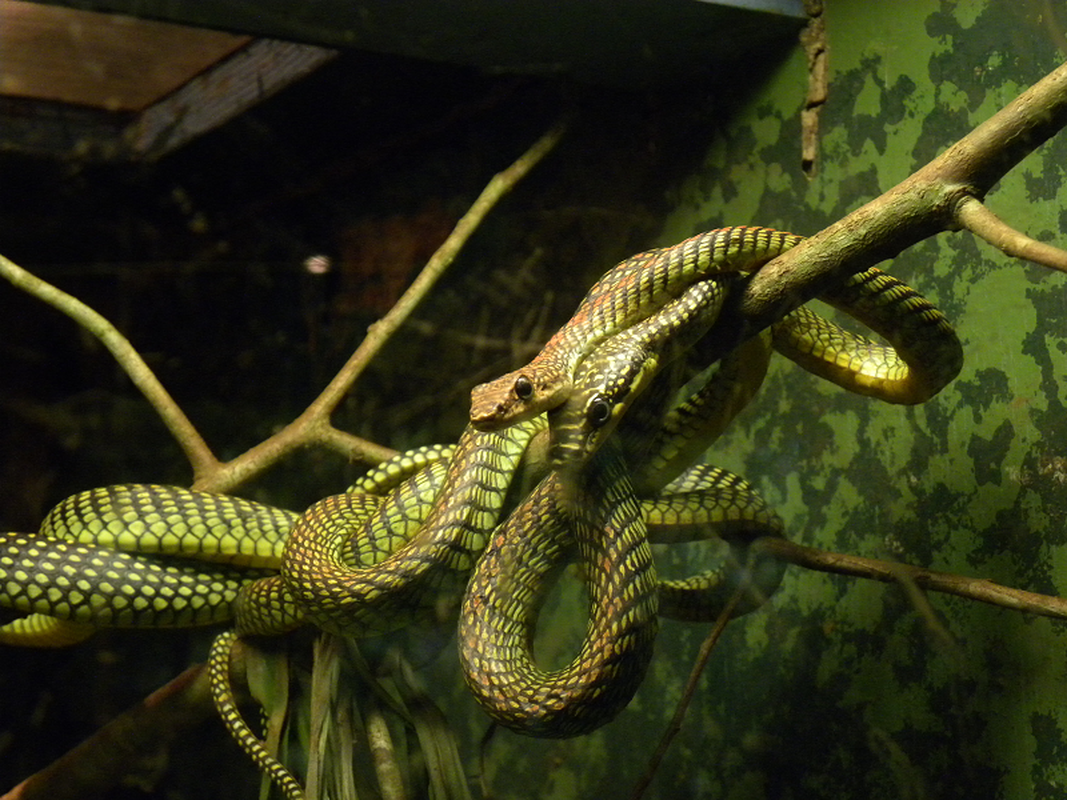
[0,224,962,800]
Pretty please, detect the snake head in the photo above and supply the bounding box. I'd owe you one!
[547,335,661,472]
[547,389,622,473]
[469,368,570,431]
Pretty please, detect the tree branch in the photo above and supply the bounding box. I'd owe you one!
[956,196,1067,272]
[761,538,1067,619]
[195,118,568,494]
[315,425,399,464]
[710,60,1067,353]
[0,254,220,483]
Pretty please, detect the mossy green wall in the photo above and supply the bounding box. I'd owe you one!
[470,2,1067,798]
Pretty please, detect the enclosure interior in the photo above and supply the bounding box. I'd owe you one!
[2,1,1067,798]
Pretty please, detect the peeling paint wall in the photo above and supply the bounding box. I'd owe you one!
[473,2,1067,798]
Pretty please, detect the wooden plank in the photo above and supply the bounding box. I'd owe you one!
[125,39,337,158]
[0,0,250,111]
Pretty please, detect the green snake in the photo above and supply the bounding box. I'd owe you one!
[0,486,291,646]
[459,448,784,735]
[467,228,802,433]
[0,223,961,799]
[469,227,803,431]
[0,389,786,793]
[549,265,962,470]
[547,274,737,470]
[470,226,961,442]
[0,438,785,800]
[277,418,546,638]
[460,441,659,736]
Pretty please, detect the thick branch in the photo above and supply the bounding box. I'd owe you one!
[710,60,1067,351]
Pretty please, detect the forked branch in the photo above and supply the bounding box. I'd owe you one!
[0,119,568,494]
[714,60,1067,350]
[201,118,568,494]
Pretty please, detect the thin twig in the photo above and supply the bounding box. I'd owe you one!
[0,253,220,482]
[629,529,1067,799]
[760,538,1067,619]
[629,586,746,800]
[196,118,569,494]
[956,196,1067,272]
[315,425,399,464]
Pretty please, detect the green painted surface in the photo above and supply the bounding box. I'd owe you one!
[466,2,1067,798]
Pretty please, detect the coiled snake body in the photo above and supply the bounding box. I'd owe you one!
[469,227,805,430]
[0,225,962,800]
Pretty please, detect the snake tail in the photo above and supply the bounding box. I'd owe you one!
[208,631,306,800]
[0,614,96,647]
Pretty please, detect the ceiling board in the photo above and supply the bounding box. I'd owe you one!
[30,0,805,88]
[0,0,805,161]
[0,0,251,111]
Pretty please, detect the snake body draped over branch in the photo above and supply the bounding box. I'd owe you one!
[0,226,962,799]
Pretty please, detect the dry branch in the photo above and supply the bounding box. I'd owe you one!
[956,196,1067,272]
[196,118,568,494]
[762,538,1067,619]
[710,59,1067,354]
[0,254,220,482]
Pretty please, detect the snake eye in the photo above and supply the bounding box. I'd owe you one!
[586,396,612,428]
[514,375,534,401]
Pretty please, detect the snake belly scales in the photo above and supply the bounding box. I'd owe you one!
[0,226,961,798]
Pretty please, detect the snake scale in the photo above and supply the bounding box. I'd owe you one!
[469,227,805,430]
[0,226,961,800]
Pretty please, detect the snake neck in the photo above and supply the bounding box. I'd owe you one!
[280,421,544,637]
